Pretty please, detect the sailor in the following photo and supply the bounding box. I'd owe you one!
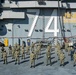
[14,49,20,65]
[46,45,51,66]
[37,45,41,55]
[26,45,30,54]
[67,41,73,55]
[1,46,4,58]
[59,52,65,66]
[70,42,76,61]
[21,46,25,59]
[31,42,35,51]
[70,49,74,61]
[3,50,7,64]
[73,51,76,67]
[17,44,21,55]
[12,46,15,59]
[57,49,61,60]
[56,42,61,50]
[30,51,35,68]
[8,45,12,55]
[34,45,39,59]
[61,42,65,49]
[65,42,69,52]
[73,42,76,51]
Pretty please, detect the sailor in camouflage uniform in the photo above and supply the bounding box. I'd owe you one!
[14,48,20,65]
[26,45,30,54]
[8,45,12,55]
[12,46,15,59]
[46,45,51,66]
[34,44,39,59]
[59,51,65,66]
[31,42,35,51]
[21,46,25,59]
[73,52,76,67]
[30,51,35,68]
[65,42,69,52]
[3,50,7,64]
[56,42,61,60]
[17,44,21,55]
[1,46,4,58]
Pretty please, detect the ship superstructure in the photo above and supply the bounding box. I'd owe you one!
[0,0,76,46]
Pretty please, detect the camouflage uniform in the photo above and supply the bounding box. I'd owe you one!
[47,44,51,51]
[37,45,41,55]
[65,42,69,52]
[14,49,20,64]
[67,42,73,55]
[15,43,17,48]
[34,45,39,59]
[12,46,15,59]
[22,42,25,48]
[56,43,61,60]
[3,50,7,64]
[21,47,25,59]
[1,46,4,58]
[35,44,41,59]
[57,49,61,60]
[26,46,30,54]
[31,43,35,51]
[17,44,21,55]
[73,52,76,66]
[59,52,65,66]
[30,51,35,68]
[56,43,61,50]
[56,42,60,47]
[8,45,12,55]
[67,46,71,55]
[46,45,51,66]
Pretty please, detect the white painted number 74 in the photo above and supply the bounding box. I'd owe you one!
[28,9,59,37]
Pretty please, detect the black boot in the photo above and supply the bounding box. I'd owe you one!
[60,64,62,66]
[18,63,20,65]
[15,62,17,65]
[34,66,35,68]
[63,64,64,66]
[73,64,75,67]
[50,63,52,66]
[3,61,5,64]
[30,66,32,68]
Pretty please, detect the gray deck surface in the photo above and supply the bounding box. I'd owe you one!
[0,47,76,75]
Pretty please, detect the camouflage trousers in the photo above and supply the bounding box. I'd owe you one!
[30,59,35,67]
[3,58,7,64]
[12,52,15,59]
[60,59,64,65]
[22,53,25,59]
[1,52,3,58]
[74,59,76,65]
[9,49,12,55]
[15,57,20,64]
[46,56,51,66]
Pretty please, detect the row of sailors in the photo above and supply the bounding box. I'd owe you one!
[1,41,76,67]
[0,42,42,66]
[56,41,76,67]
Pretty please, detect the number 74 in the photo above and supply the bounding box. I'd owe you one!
[28,9,59,37]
